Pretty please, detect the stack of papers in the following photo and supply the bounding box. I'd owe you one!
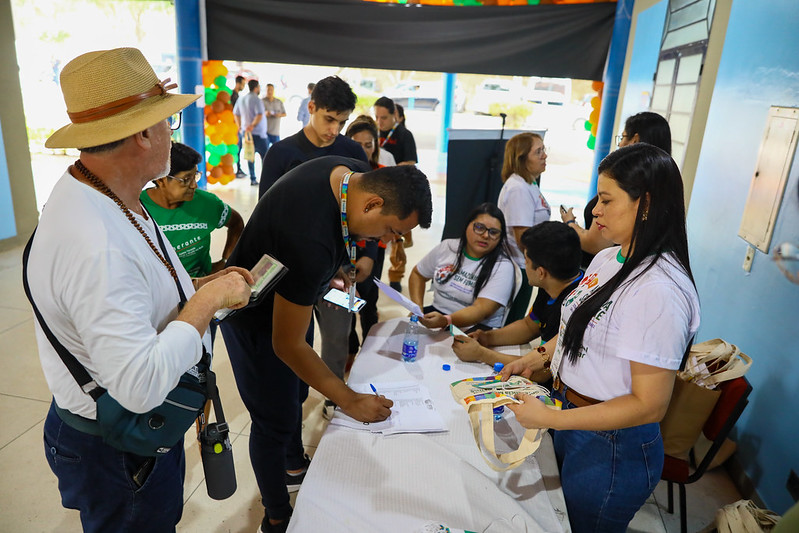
[329,381,447,435]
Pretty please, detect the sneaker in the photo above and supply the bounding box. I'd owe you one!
[285,454,311,492]
[257,508,292,533]
[251,179,259,186]
[322,399,337,421]
[389,281,402,292]
[236,170,247,179]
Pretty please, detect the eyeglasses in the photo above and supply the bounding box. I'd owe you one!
[533,146,547,158]
[472,222,502,240]
[167,111,182,131]
[167,170,201,186]
[615,133,627,145]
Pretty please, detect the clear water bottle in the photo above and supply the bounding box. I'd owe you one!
[492,362,505,421]
[401,315,420,362]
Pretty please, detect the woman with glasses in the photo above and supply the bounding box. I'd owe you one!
[409,203,516,331]
[497,132,550,322]
[140,142,244,279]
[561,111,672,268]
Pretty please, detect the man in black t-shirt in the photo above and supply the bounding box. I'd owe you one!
[259,76,367,196]
[453,222,582,379]
[221,156,432,532]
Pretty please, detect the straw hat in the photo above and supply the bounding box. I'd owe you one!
[45,47,200,149]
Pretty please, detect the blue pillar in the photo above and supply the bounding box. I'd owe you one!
[438,73,456,157]
[588,0,633,199]
[175,0,206,187]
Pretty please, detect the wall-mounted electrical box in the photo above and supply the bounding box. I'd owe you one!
[738,106,799,253]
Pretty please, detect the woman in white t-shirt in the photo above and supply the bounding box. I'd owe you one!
[409,203,516,330]
[497,132,550,322]
[502,144,700,532]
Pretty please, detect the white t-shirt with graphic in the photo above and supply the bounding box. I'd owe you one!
[497,174,551,267]
[415,239,516,329]
[550,247,700,401]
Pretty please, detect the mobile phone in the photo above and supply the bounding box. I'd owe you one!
[323,288,366,312]
[559,204,567,214]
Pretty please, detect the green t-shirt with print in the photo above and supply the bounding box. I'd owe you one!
[140,188,231,277]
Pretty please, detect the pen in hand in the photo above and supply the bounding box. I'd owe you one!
[370,383,379,396]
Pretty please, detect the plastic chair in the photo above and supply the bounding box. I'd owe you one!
[661,375,752,533]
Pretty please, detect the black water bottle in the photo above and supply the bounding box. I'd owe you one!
[200,422,237,500]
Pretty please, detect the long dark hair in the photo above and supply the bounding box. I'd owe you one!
[561,143,695,364]
[442,203,513,300]
[624,112,672,154]
[345,115,380,169]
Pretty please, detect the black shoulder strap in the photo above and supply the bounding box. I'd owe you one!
[22,230,106,400]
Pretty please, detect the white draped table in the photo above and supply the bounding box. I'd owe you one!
[288,317,571,533]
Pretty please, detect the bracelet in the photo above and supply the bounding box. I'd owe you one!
[444,314,452,327]
[565,219,577,225]
[537,344,551,368]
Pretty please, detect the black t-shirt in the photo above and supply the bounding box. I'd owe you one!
[379,122,417,164]
[581,195,599,268]
[259,130,367,196]
[527,272,584,342]
[228,156,372,328]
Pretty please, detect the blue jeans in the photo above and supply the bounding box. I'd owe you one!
[220,319,309,520]
[247,134,268,181]
[552,389,663,533]
[43,402,185,532]
[266,133,280,152]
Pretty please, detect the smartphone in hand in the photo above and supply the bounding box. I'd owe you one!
[323,288,366,312]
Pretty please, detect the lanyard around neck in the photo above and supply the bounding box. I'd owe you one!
[379,122,397,147]
[339,171,358,312]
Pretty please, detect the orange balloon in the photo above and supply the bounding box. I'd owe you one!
[220,110,234,122]
[221,165,234,175]
[225,102,233,112]
[207,174,219,185]
[220,154,234,166]
[212,100,225,113]
[206,113,219,125]
[204,105,213,116]
[590,122,598,136]
[209,133,223,145]
[223,133,238,145]
[590,96,601,109]
[216,91,230,103]
[220,174,235,185]
[210,166,224,179]
[591,80,604,92]
[589,109,600,124]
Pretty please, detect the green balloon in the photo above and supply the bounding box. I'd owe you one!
[226,144,238,154]
[587,135,596,150]
[218,85,232,95]
[584,120,592,132]
[213,144,228,157]
[214,76,227,88]
[208,154,221,166]
[204,142,214,154]
[231,153,238,164]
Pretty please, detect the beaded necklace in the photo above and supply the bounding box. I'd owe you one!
[73,160,179,285]
[339,171,357,312]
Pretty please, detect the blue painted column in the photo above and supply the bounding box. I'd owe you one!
[588,0,633,198]
[438,73,456,156]
[175,0,206,187]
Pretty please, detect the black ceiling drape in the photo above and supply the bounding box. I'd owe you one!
[206,0,616,80]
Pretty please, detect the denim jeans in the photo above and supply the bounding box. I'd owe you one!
[266,133,280,152]
[246,134,268,181]
[552,389,663,533]
[43,402,185,532]
[220,319,309,520]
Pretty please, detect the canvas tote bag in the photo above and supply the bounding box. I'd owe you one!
[450,375,559,471]
[242,131,255,162]
[661,339,752,459]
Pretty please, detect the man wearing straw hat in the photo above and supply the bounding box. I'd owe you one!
[27,48,253,531]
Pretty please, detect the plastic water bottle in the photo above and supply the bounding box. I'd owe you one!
[401,315,420,362]
[492,362,505,421]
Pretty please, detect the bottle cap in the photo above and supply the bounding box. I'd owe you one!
[442,364,451,371]
[493,362,504,373]
[410,315,419,323]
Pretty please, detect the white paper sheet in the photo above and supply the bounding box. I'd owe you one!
[329,381,447,435]
[374,277,424,317]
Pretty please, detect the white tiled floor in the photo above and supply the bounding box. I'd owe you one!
[1,151,741,532]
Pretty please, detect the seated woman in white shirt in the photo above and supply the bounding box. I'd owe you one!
[409,203,516,331]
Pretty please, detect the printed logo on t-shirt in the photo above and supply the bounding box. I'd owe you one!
[434,264,477,295]
[563,272,598,308]
[434,264,456,284]
[589,300,613,328]
[161,222,209,231]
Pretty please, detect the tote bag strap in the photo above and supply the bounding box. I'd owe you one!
[467,402,543,471]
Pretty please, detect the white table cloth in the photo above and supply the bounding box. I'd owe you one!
[289,318,571,533]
